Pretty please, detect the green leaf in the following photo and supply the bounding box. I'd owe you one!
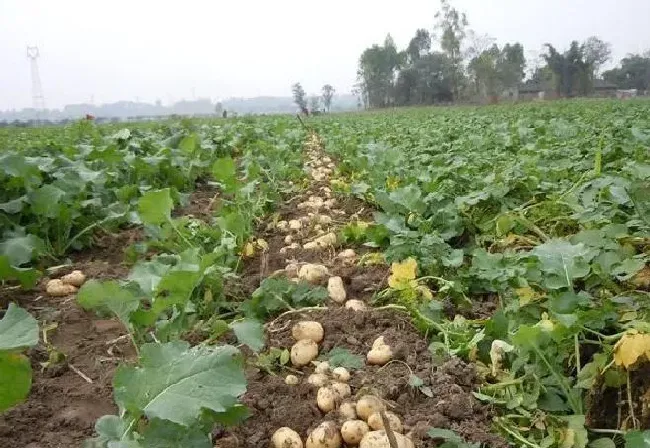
[28,184,65,217]
[0,303,39,350]
[612,258,645,281]
[531,239,593,289]
[113,341,246,426]
[0,235,43,266]
[588,438,615,448]
[0,257,40,288]
[229,319,265,352]
[212,157,237,193]
[325,347,364,370]
[138,418,211,448]
[77,280,140,326]
[0,352,32,412]
[625,430,650,448]
[0,196,26,214]
[138,189,173,226]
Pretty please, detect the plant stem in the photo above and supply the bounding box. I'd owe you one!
[496,422,541,448]
[574,333,581,375]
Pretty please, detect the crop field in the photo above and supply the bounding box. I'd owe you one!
[0,100,649,448]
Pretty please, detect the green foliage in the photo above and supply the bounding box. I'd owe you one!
[325,347,365,370]
[0,303,39,412]
[242,277,328,319]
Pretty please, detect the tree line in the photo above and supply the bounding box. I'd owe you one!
[354,0,650,108]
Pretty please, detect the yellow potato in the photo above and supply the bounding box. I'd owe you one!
[285,375,300,385]
[317,387,338,413]
[272,427,303,448]
[355,396,385,421]
[339,401,357,420]
[345,300,367,311]
[46,279,78,297]
[366,346,393,365]
[359,431,414,448]
[307,373,329,387]
[292,321,324,343]
[340,420,369,445]
[306,422,341,448]
[60,270,86,287]
[291,340,319,367]
[367,411,402,433]
[331,367,350,382]
[327,276,346,303]
[331,382,351,399]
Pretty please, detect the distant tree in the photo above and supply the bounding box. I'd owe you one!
[395,53,454,105]
[499,43,526,88]
[406,29,432,63]
[357,34,401,108]
[214,102,223,116]
[434,0,469,99]
[468,42,525,98]
[321,84,335,112]
[603,53,650,91]
[309,96,321,114]
[291,82,308,114]
[583,36,612,77]
[543,42,591,96]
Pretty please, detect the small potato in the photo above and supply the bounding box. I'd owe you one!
[319,215,333,225]
[298,264,328,283]
[292,321,324,343]
[303,241,319,250]
[327,276,346,303]
[372,336,387,350]
[308,373,329,387]
[61,270,86,287]
[306,422,342,448]
[285,263,300,278]
[332,367,350,383]
[285,235,294,245]
[277,220,289,231]
[46,279,78,297]
[272,427,303,448]
[285,375,300,385]
[314,233,336,248]
[291,339,319,367]
[289,219,303,230]
[331,382,351,399]
[359,431,414,448]
[345,300,367,311]
[337,249,356,260]
[355,396,385,421]
[367,346,393,366]
[317,387,338,413]
[367,411,403,433]
[315,361,330,374]
[339,401,357,420]
[341,420,369,445]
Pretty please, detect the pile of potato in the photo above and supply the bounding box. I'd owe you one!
[45,270,86,297]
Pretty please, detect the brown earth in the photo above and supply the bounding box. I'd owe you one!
[0,229,137,448]
[214,308,508,448]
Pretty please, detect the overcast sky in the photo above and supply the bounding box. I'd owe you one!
[1,0,648,110]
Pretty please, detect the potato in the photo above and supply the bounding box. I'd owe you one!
[277,220,289,231]
[317,387,338,412]
[372,336,387,350]
[367,411,403,433]
[285,263,300,278]
[314,232,336,248]
[315,361,330,374]
[331,382,351,399]
[303,241,319,250]
[337,249,356,260]
[345,300,367,311]
[272,427,303,448]
[291,340,319,367]
[306,422,341,448]
[285,235,294,245]
[331,367,350,383]
[327,276,346,303]
[298,264,328,283]
[341,420,369,445]
[359,431,414,448]
[319,215,333,225]
[355,396,385,421]
[292,321,324,343]
[289,219,303,230]
[367,346,392,365]
[285,375,300,385]
[339,401,357,420]
[308,373,329,387]
[61,270,86,287]
[46,279,78,297]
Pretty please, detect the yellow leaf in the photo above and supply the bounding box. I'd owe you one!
[388,258,417,289]
[516,287,539,306]
[242,242,255,257]
[614,331,650,369]
[256,238,269,251]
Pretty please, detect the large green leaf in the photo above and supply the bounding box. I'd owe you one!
[211,157,237,193]
[0,303,39,350]
[625,430,650,448]
[113,341,246,426]
[531,239,594,289]
[0,352,32,412]
[229,319,265,352]
[28,184,65,217]
[77,280,140,326]
[0,256,40,288]
[138,189,173,226]
[0,235,43,266]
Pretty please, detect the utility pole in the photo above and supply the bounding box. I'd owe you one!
[26,46,46,113]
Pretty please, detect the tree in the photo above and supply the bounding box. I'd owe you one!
[583,36,611,77]
[603,53,650,91]
[468,43,525,99]
[321,84,335,112]
[434,0,469,99]
[406,29,432,63]
[543,42,591,97]
[499,43,526,88]
[357,34,402,108]
[291,83,308,114]
[395,53,454,105]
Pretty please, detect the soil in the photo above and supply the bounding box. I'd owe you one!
[214,308,508,448]
[173,182,219,222]
[585,364,650,431]
[0,229,137,448]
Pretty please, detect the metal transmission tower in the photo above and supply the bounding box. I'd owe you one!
[26,46,46,111]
